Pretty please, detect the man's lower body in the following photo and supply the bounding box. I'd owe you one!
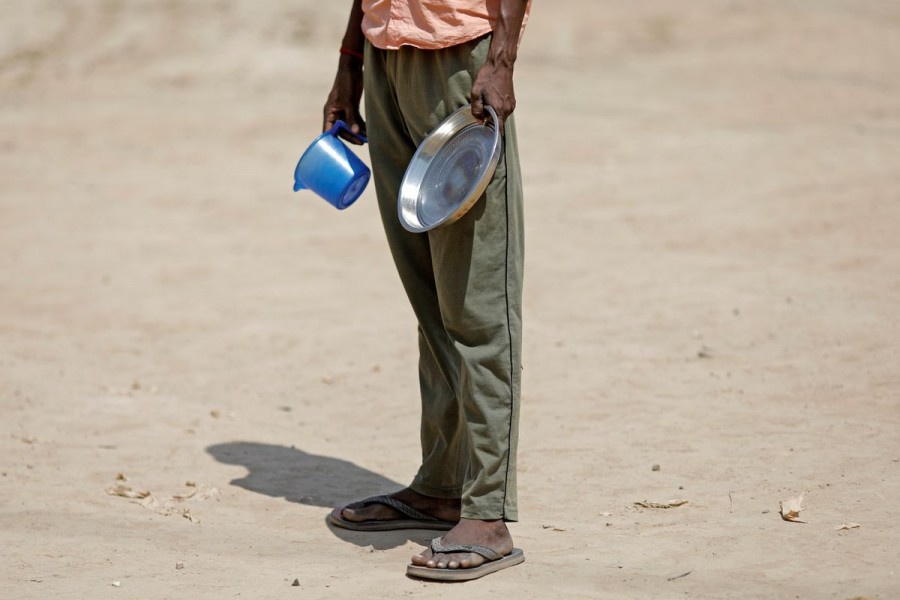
[331,34,525,579]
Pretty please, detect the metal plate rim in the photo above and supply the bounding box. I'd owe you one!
[397,105,501,234]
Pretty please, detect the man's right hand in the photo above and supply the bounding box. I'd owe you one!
[323,56,366,145]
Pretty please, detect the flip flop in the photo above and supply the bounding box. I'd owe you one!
[329,495,456,532]
[406,537,525,582]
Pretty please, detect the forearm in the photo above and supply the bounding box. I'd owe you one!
[338,0,366,70]
[342,0,365,54]
[485,0,529,69]
[470,0,528,129]
[322,0,366,139]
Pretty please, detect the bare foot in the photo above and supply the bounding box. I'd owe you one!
[410,518,513,570]
[341,488,460,523]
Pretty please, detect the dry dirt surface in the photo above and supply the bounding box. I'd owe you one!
[2,1,899,598]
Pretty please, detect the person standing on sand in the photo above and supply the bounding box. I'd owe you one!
[322,0,531,582]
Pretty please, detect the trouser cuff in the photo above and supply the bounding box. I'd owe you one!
[410,478,462,499]
[461,500,518,522]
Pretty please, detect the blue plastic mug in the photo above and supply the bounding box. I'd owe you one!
[293,121,370,210]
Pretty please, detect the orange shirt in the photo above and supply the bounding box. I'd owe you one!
[362,0,531,51]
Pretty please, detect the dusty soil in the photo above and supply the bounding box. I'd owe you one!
[2,1,899,598]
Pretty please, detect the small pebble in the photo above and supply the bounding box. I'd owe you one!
[291,578,300,586]
[175,563,184,570]
[652,464,660,472]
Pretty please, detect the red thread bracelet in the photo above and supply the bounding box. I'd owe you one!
[340,46,364,61]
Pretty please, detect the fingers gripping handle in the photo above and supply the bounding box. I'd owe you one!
[329,120,367,144]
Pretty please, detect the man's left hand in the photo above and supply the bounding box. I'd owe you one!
[471,62,515,135]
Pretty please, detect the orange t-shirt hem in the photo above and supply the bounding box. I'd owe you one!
[361,0,530,51]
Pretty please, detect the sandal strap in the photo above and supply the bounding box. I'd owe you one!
[355,495,438,521]
[431,537,504,561]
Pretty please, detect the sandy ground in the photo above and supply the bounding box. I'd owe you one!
[2,1,899,598]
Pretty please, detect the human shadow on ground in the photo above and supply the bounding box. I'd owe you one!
[206,441,436,550]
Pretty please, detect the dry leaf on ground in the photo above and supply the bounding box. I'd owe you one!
[106,484,150,499]
[181,509,199,524]
[779,493,806,523]
[634,499,688,509]
[107,479,218,524]
[173,485,219,502]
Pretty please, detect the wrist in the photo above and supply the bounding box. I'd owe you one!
[338,52,364,71]
[340,45,364,61]
[339,44,364,70]
[485,46,516,70]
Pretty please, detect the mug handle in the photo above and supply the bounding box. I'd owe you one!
[328,120,368,145]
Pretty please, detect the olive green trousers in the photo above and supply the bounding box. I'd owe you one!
[363,35,524,521]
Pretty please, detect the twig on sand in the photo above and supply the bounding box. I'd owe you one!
[667,571,692,582]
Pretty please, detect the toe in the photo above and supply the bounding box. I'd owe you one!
[458,553,483,569]
[411,548,432,567]
[415,550,487,570]
[340,504,364,522]
[341,503,398,523]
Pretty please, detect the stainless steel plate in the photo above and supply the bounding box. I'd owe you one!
[398,105,501,233]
